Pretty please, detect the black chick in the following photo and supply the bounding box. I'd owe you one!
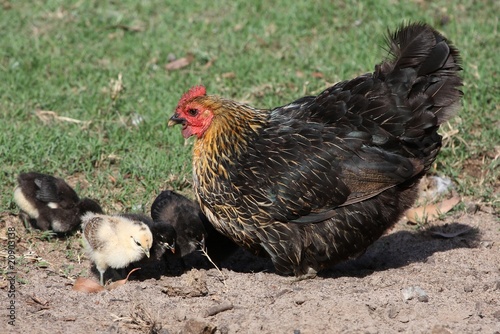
[119,213,177,278]
[13,172,102,233]
[150,190,239,264]
[119,213,176,260]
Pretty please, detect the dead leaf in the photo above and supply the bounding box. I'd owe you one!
[165,54,194,71]
[295,70,305,78]
[30,295,49,306]
[106,267,140,290]
[312,72,324,79]
[233,23,244,31]
[72,277,105,293]
[112,23,145,32]
[222,72,236,79]
[203,58,217,70]
[405,196,460,224]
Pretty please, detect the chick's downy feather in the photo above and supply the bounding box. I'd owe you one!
[169,23,462,277]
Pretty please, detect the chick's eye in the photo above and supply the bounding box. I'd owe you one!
[187,108,199,116]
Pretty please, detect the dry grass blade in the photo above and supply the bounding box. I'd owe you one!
[35,110,91,126]
[198,239,227,288]
[111,304,162,333]
[109,73,124,101]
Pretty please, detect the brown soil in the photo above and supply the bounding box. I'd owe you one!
[1,200,499,334]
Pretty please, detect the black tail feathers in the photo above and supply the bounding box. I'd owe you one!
[379,22,462,124]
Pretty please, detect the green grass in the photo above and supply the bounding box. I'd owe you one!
[1,0,498,214]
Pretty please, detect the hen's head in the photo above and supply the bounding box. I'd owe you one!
[169,85,217,139]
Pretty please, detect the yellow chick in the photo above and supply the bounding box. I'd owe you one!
[81,212,153,285]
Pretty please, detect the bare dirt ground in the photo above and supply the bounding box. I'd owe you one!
[1,196,499,334]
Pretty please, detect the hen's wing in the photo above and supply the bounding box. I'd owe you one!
[234,81,422,224]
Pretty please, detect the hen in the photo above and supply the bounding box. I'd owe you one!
[168,23,462,278]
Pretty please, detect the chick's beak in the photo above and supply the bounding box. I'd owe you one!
[144,248,150,258]
[168,113,185,127]
[169,241,176,254]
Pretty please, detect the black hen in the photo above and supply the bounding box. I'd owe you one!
[168,23,463,278]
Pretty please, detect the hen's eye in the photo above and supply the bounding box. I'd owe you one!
[187,108,199,116]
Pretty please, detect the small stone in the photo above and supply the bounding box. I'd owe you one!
[493,310,500,320]
[401,286,429,302]
[480,241,494,249]
[182,318,216,334]
[431,325,452,334]
[475,302,484,318]
[218,325,229,334]
[465,202,480,214]
[294,293,306,305]
[464,285,474,293]
[417,294,429,302]
[294,297,306,305]
[157,329,170,334]
[398,316,410,323]
[167,53,176,62]
[387,305,399,319]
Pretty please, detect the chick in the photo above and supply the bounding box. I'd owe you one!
[118,213,177,278]
[13,172,103,233]
[119,213,176,260]
[151,190,238,264]
[81,212,153,285]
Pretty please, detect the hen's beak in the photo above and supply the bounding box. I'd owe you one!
[168,113,185,127]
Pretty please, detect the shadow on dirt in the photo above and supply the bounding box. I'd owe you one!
[320,222,480,279]
[211,221,479,279]
[98,222,480,282]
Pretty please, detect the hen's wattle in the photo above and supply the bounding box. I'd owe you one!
[169,23,462,278]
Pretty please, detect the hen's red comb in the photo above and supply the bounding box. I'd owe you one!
[178,85,206,108]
